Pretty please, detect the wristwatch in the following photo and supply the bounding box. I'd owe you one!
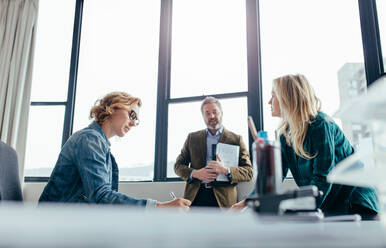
[226,168,232,181]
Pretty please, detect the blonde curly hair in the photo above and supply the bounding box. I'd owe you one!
[90,92,142,125]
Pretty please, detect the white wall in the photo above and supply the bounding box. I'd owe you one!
[23,179,297,204]
[23,181,186,203]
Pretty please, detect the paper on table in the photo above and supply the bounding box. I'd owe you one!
[216,143,239,181]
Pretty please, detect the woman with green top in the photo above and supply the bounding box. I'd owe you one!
[232,74,378,219]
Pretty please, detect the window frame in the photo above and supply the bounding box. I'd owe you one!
[154,0,262,181]
[26,0,83,182]
[25,0,384,182]
[358,0,385,85]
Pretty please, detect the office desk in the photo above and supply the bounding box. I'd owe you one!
[0,203,385,247]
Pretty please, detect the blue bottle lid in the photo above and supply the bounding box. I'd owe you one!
[257,131,268,141]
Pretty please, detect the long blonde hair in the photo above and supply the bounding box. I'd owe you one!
[274,74,321,159]
[90,92,142,125]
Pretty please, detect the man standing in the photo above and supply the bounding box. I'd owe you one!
[174,97,253,208]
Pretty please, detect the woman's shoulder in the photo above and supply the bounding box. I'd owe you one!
[309,112,336,130]
[305,112,341,143]
[68,125,109,149]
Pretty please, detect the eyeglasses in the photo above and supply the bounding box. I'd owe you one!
[129,110,140,126]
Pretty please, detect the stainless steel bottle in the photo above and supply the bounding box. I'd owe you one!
[252,140,282,196]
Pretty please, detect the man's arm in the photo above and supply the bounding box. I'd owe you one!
[174,134,194,181]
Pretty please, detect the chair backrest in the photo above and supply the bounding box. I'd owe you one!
[0,141,23,201]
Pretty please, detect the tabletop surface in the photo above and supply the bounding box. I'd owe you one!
[0,203,385,248]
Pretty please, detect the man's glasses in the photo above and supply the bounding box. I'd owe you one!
[129,110,140,126]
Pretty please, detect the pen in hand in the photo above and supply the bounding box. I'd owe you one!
[169,191,177,200]
[167,191,191,209]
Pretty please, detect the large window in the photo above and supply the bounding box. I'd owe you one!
[73,1,160,181]
[25,0,383,182]
[167,0,249,177]
[25,0,75,177]
[170,0,247,98]
[259,0,365,144]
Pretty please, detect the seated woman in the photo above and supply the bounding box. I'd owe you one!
[233,74,378,219]
[39,92,190,208]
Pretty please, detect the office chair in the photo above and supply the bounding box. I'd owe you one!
[0,141,23,201]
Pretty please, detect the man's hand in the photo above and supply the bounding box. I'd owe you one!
[156,198,191,209]
[192,167,218,182]
[206,154,229,175]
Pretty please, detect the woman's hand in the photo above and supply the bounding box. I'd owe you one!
[230,200,246,210]
[156,198,191,209]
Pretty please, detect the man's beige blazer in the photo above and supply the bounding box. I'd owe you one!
[174,128,253,207]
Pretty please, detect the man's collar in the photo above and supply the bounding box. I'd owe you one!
[206,126,224,136]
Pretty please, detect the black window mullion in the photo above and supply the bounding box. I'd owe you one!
[168,92,248,104]
[246,0,263,153]
[154,0,173,181]
[30,102,67,106]
[62,0,84,147]
[358,0,384,86]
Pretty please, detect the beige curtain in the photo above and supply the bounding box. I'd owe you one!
[0,0,39,183]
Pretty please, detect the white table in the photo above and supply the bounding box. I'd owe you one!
[0,203,385,247]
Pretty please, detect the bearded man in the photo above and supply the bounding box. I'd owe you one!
[174,97,253,208]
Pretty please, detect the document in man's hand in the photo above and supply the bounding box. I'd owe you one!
[216,143,239,181]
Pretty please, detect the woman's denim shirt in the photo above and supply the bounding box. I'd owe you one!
[39,122,154,207]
